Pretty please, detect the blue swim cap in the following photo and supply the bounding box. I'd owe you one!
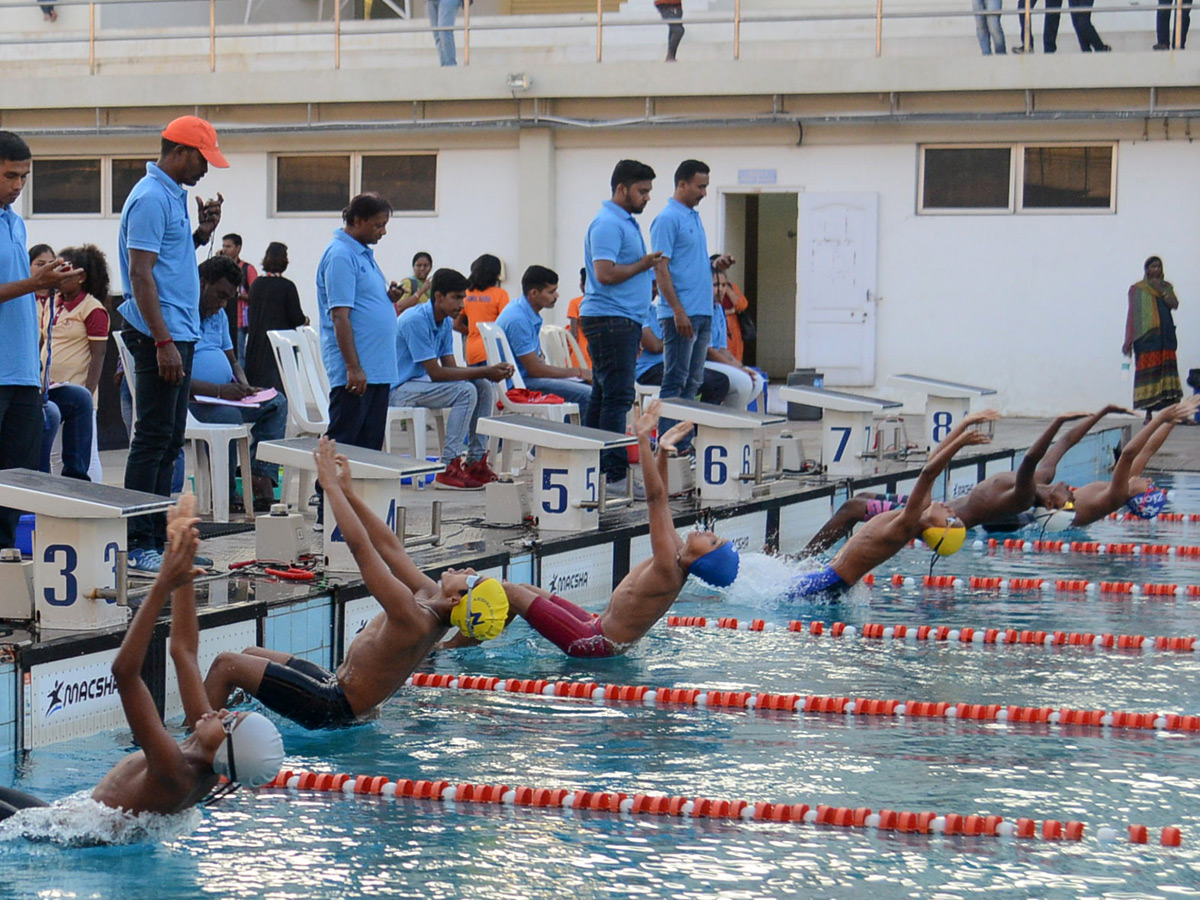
[1126,487,1168,520]
[688,542,740,587]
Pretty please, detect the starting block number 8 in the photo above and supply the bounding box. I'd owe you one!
[932,411,953,443]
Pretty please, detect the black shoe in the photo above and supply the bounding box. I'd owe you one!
[1097,43,1112,52]
[1013,44,1033,54]
[1154,42,1170,50]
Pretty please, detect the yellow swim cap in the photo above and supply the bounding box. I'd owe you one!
[921,524,967,556]
[450,575,510,641]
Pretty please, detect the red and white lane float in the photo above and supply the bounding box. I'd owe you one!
[263,769,1183,846]
[404,672,1200,736]
[665,614,1200,654]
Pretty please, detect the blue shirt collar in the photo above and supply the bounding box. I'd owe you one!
[146,162,185,199]
[667,197,698,216]
[333,228,375,258]
[602,199,636,223]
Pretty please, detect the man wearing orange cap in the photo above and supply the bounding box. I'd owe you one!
[118,116,227,573]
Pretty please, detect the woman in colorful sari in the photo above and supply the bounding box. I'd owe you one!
[1124,255,1182,421]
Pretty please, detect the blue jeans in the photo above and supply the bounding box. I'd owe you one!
[659,312,712,443]
[389,378,493,464]
[123,329,195,552]
[45,383,93,481]
[523,376,591,424]
[189,391,289,495]
[973,0,1006,54]
[428,0,459,66]
[0,386,41,548]
[579,315,641,482]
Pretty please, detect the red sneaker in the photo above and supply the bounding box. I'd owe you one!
[465,452,499,484]
[434,458,486,491]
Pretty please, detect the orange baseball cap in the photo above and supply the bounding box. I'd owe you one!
[161,116,229,168]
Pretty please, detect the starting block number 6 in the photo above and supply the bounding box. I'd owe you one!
[703,444,752,487]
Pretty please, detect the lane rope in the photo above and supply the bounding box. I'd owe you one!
[665,615,1200,654]
[262,769,1182,846]
[857,571,1197,598]
[404,672,1200,736]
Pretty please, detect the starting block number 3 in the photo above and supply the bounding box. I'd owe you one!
[42,541,121,607]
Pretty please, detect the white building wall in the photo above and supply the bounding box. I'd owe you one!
[22,134,1199,415]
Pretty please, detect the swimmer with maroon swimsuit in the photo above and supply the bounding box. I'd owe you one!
[486,400,740,658]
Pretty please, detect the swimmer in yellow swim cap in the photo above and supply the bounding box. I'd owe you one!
[921,516,967,556]
[446,401,738,658]
[202,438,510,730]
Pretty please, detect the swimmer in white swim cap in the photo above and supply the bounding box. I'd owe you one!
[88,495,285,819]
[448,401,738,658]
[203,438,510,730]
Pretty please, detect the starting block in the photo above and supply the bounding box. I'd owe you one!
[0,470,170,631]
[776,386,900,477]
[655,399,786,502]
[477,415,634,532]
[888,374,997,450]
[258,437,442,572]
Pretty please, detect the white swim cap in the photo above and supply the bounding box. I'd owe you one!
[1032,507,1075,533]
[212,711,284,788]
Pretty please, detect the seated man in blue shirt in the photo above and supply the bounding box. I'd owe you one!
[188,255,288,512]
[390,267,513,491]
[495,265,592,423]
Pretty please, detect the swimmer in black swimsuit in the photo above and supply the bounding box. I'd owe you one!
[203,438,509,729]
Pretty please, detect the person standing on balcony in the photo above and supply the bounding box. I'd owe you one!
[315,192,403,527]
[1016,0,1109,53]
[651,159,733,451]
[1155,0,1191,49]
[119,116,225,573]
[580,159,661,498]
[655,0,685,61]
[428,0,461,67]
[972,0,1007,55]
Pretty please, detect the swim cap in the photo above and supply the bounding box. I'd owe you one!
[688,541,740,587]
[450,575,509,641]
[1032,507,1075,533]
[921,524,967,556]
[212,712,284,788]
[1126,487,1168,520]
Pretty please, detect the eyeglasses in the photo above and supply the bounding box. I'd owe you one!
[462,574,482,640]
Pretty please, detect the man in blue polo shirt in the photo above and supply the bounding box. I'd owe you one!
[651,159,733,446]
[495,265,592,423]
[389,267,512,491]
[119,115,226,572]
[188,255,288,511]
[0,132,83,548]
[580,159,662,496]
[316,192,404,525]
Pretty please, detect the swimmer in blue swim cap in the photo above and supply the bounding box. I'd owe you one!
[1068,398,1199,526]
[203,439,511,730]
[453,401,738,658]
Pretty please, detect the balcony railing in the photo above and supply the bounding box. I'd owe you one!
[0,0,1185,75]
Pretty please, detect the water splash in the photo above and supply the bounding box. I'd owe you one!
[0,791,201,847]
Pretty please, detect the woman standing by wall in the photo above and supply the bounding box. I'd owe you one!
[1124,255,1182,420]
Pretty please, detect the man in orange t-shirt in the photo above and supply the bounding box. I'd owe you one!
[565,266,591,367]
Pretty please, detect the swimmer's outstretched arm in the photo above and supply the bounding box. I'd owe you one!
[1127,396,1200,478]
[896,429,991,529]
[327,449,436,596]
[166,500,217,728]
[936,409,999,449]
[314,439,425,628]
[639,400,686,570]
[112,498,202,777]
[1035,404,1128,484]
[1012,412,1090,500]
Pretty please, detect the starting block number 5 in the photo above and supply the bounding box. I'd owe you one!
[541,467,597,514]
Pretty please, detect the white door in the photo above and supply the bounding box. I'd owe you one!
[796,193,878,387]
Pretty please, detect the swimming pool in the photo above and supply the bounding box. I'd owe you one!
[4,473,1200,899]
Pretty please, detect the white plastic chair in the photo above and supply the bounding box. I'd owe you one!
[452,330,467,368]
[539,324,588,370]
[114,331,253,524]
[477,321,580,472]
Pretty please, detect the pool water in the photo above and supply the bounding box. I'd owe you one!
[5,475,1200,899]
